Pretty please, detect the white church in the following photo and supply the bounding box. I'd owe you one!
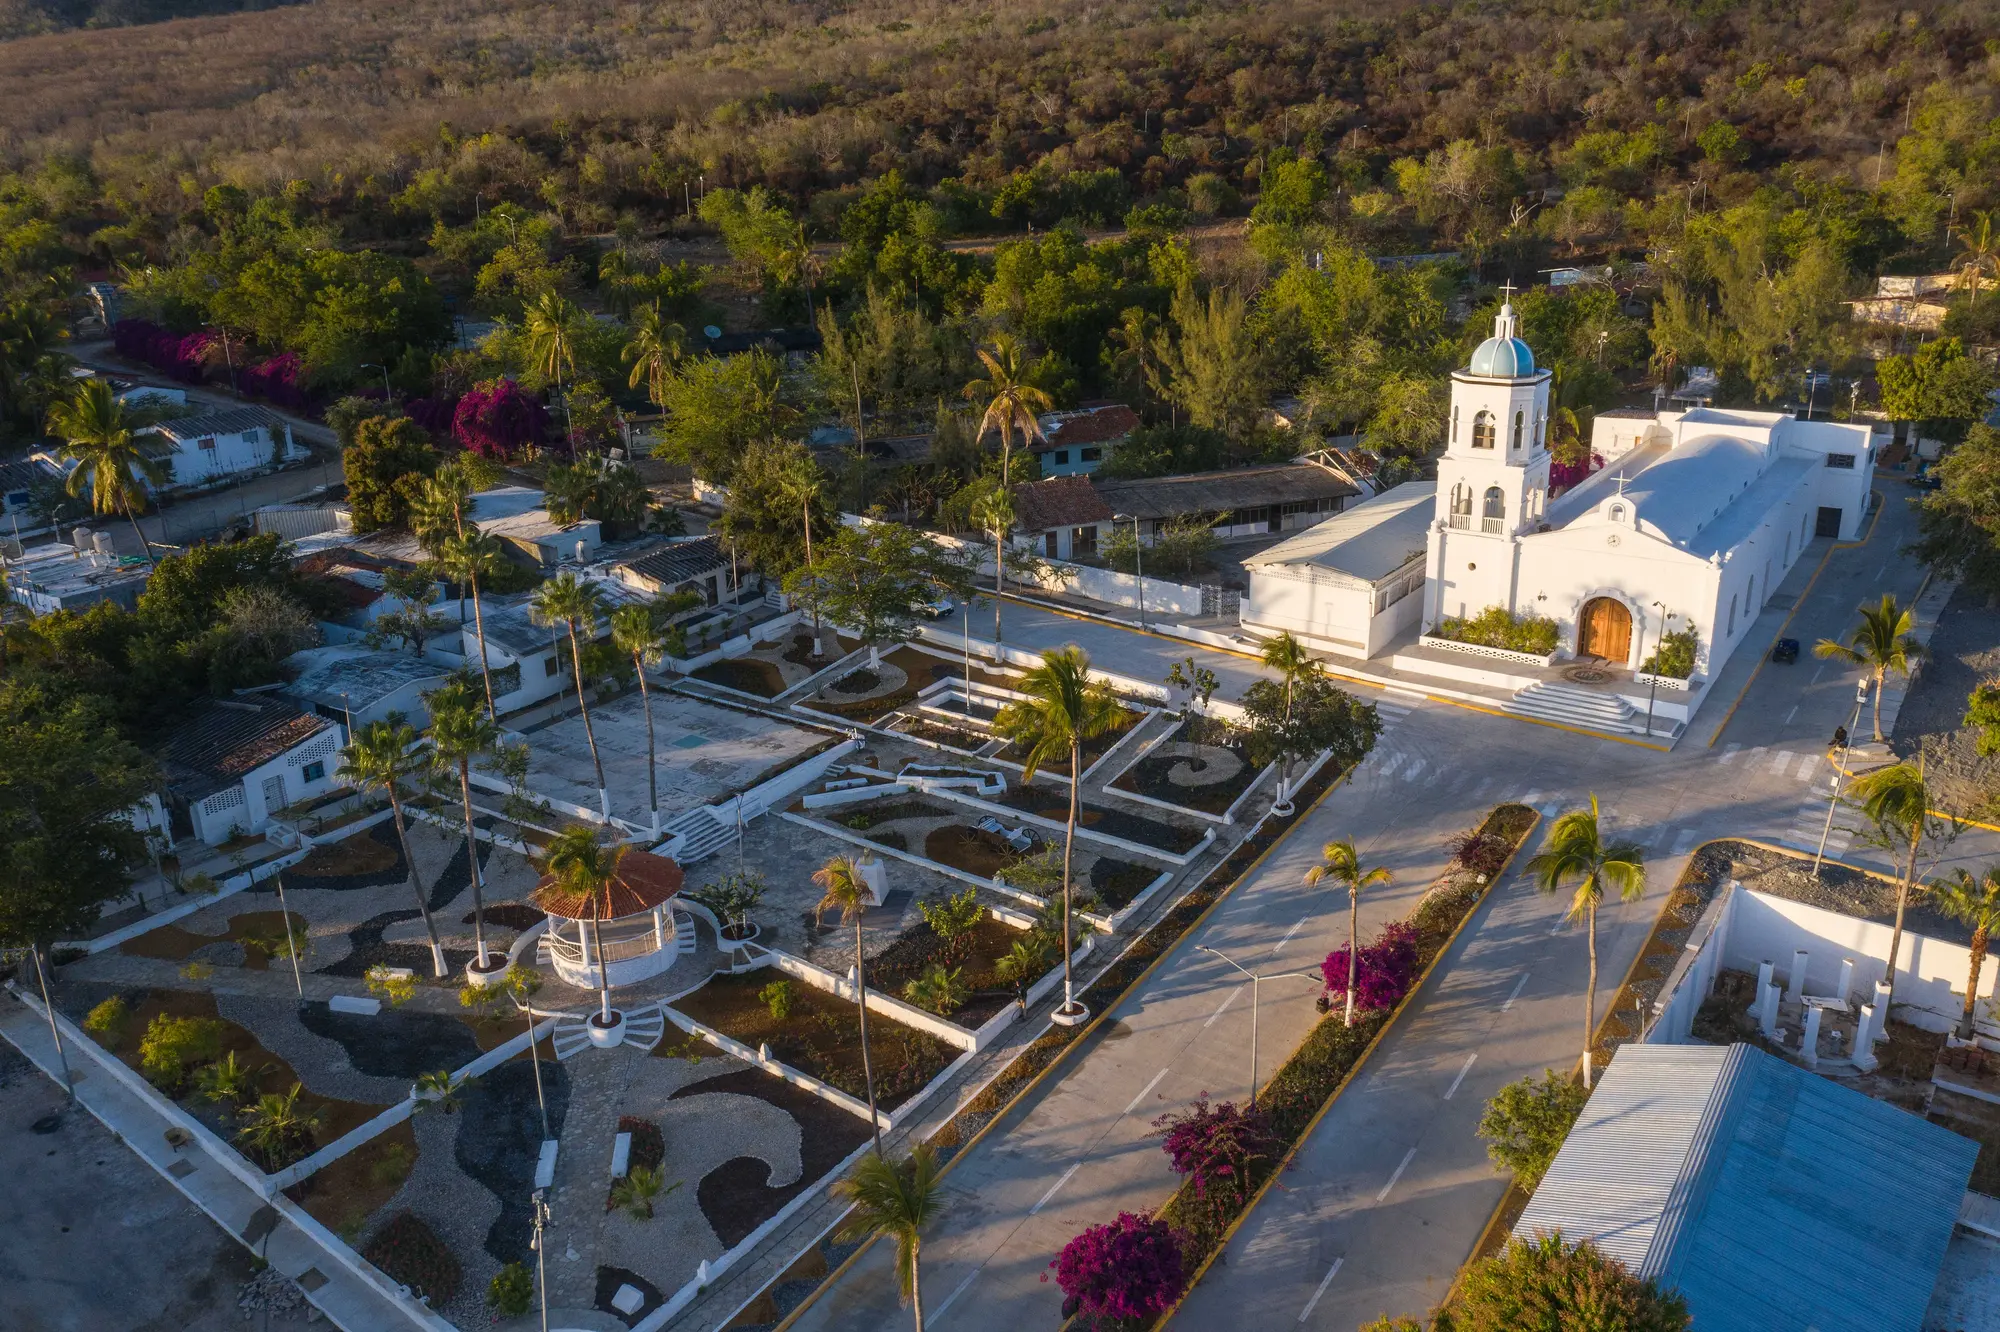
[1243,299,1877,735]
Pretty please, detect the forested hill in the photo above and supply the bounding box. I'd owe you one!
[0,0,304,41]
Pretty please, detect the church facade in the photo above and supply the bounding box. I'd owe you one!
[1245,302,1877,691]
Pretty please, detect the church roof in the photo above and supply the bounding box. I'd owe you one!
[1464,300,1537,379]
[1244,481,1435,585]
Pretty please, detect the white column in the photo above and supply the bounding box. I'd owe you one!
[1872,980,1893,1043]
[1855,1006,1879,1072]
[1835,958,1855,1005]
[1801,1004,1822,1068]
[653,905,665,949]
[1759,983,1781,1040]
[1752,960,1775,1016]
[1787,950,1810,1004]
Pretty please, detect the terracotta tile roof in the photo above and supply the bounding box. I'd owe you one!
[159,696,334,800]
[1037,403,1140,449]
[531,849,685,920]
[1010,475,1114,533]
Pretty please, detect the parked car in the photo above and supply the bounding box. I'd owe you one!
[1771,638,1801,664]
[921,596,957,620]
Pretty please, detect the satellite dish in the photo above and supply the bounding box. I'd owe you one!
[703,325,722,340]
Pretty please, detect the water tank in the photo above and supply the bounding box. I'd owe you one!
[93,531,115,556]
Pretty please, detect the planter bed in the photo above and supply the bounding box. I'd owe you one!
[994,707,1140,773]
[692,656,790,698]
[923,824,1039,879]
[280,821,407,889]
[1110,719,1268,817]
[864,912,1056,1030]
[892,716,991,753]
[781,632,861,668]
[119,908,305,970]
[670,1066,873,1246]
[668,970,955,1110]
[1090,859,1165,913]
[291,1118,418,1237]
[994,785,1207,854]
[818,795,956,831]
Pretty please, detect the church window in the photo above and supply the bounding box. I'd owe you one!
[1727,595,1737,635]
[1471,411,1496,450]
[1482,486,1505,533]
[1512,410,1524,450]
[1449,485,1472,529]
[1609,504,1626,524]
[1452,405,1459,444]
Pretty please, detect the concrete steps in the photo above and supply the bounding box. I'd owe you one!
[659,807,737,865]
[1503,681,1647,735]
[550,1004,667,1059]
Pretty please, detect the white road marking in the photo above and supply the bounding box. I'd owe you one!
[1770,750,1794,774]
[1797,753,1819,780]
[1784,705,1799,725]
[1376,1147,1417,1202]
[1502,974,1530,1011]
[1402,758,1426,782]
[1473,776,1494,800]
[1030,1162,1081,1215]
[1379,753,1404,778]
[1272,917,1305,954]
[932,1269,982,1324]
[1298,1258,1344,1322]
[1123,1068,1169,1115]
[1203,984,1244,1029]
[1521,789,1543,808]
[1718,744,1742,765]
[1811,664,1826,684]
[1444,1052,1477,1100]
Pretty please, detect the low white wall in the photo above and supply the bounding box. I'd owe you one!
[765,949,980,1052]
[1029,559,1207,619]
[914,625,1171,702]
[1418,636,1557,668]
[1388,650,1539,693]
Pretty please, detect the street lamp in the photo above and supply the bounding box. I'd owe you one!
[529,1189,553,1332]
[361,362,393,401]
[1642,601,1674,737]
[1814,677,1872,876]
[1113,512,1145,628]
[1196,945,1323,1105]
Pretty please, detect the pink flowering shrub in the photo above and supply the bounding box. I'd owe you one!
[405,395,459,438]
[1153,1096,1275,1220]
[1321,920,1422,1014]
[241,353,309,409]
[112,319,213,384]
[1548,451,1603,493]
[451,378,548,458]
[1046,1211,1187,1325]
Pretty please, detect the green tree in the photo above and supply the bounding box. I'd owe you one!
[1814,594,1925,741]
[236,1082,324,1171]
[1477,1070,1589,1191]
[529,572,611,820]
[1150,284,1270,442]
[993,648,1124,1024]
[713,437,834,585]
[609,599,695,838]
[439,530,507,715]
[1525,796,1645,1089]
[1446,1233,1690,1332]
[963,333,1053,490]
[622,300,684,410]
[1239,672,1381,799]
[833,1145,943,1330]
[47,378,167,565]
[1878,337,1997,446]
[783,522,974,667]
[539,823,628,1024]
[344,415,438,532]
[1364,371,1449,460]
[337,719,448,976]
[1930,867,2000,1039]
[1848,763,1956,1008]
[426,678,502,974]
[1913,424,2000,596]
[1304,838,1393,1025]
[814,854,885,1154]
[651,349,797,483]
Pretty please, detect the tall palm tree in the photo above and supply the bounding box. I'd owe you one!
[993,648,1123,1023]
[530,572,612,820]
[776,457,829,656]
[833,1145,942,1331]
[1815,594,1925,742]
[966,476,1014,644]
[47,378,168,565]
[621,300,679,391]
[609,600,694,838]
[439,530,507,718]
[426,678,503,975]
[1260,631,1320,806]
[525,291,584,442]
[1303,838,1392,1026]
[1525,796,1645,1089]
[815,854,884,1153]
[1850,762,1942,1007]
[337,720,448,976]
[963,334,1053,490]
[1931,867,2000,1039]
[542,823,628,1024]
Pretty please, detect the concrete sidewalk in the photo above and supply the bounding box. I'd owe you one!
[0,985,446,1332]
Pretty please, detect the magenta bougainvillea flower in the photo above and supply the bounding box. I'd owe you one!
[451,377,548,458]
[1045,1210,1188,1323]
[1320,920,1421,1013]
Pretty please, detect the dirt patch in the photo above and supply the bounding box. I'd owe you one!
[866,913,1050,1028]
[118,908,303,969]
[995,784,1206,854]
[895,718,988,752]
[473,902,544,932]
[669,970,954,1108]
[1698,839,1974,946]
[291,1119,418,1238]
[781,632,860,668]
[288,822,403,882]
[1090,859,1162,912]
[924,824,1033,879]
[693,657,789,698]
[670,1066,871,1246]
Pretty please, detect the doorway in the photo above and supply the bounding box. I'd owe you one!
[1815,506,1843,538]
[1578,597,1632,662]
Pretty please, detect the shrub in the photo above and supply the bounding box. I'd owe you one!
[451,377,549,459]
[759,979,795,1021]
[1046,1211,1189,1323]
[1153,1096,1277,1226]
[83,995,129,1043]
[366,965,418,1008]
[487,1261,534,1317]
[363,1211,462,1303]
[1477,1070,1590,1191]
[903,964,969,1017]
[618,1116,665,1173]
[609,1164,680,1219]
[918,887,986,959]
[1443,1232,1690,1331]
[1431,606,1560,656]
[138,1013,225,1091]
[370,1140,414,1190]
[236,1083,324,1170]
[1320,921,1422,1014]
[196,1050,267,1107]
[1639,625,1698,679]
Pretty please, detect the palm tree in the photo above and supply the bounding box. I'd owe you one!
[993,648,1123,1023]
[963,334,1053,489]
[1260,631,1320,807]
[1953,210,1998,306]
[47,378,168,565]
[1815,594,1925,742]
[833,1145,942,1331]
[524,291,584,442]
[609,600,687,838]
[542,823,629,1025]
[623,301,684,409]
[776,457,829,656]
[1303,838,1393,1026]
[530,572,612,820]
[1850,762,1942,1007]
[426,678,503,976]
[814,853,884,1153]
[1931,867,2000,1039]
[439,530,507,718]
[337,720,448,976]
[1525,796,1645,1089]
[236,1082,323,1169]
[994,935,1054,1018]
[966,476,1014,644]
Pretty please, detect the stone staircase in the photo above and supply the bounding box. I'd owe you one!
[1503,681,1650,735]
[550,1004,667,1060]
[674,911,699,954]
[659,806,739,865]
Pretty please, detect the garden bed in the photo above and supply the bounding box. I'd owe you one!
[865,912,1056,1029]
[119,908,305,970]
[994,706,1140,773]
[821,796,954,831]
[893,717,991,752]
[670,1066,873,1246]
[1110,719,1267,816]
[994,785,1206,854]
[1090,859,1165,913]
[668,969,955,1110]
[781,632,860,668]
[923,824,1038,879]
[692,656,790,698]
[282,822,406,889]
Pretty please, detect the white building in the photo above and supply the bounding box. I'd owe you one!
[1244,300,1876,715]
[146,408,301,490]
[469,486,601,568]
[159,696,344,845]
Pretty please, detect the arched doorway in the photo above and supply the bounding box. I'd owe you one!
[1578,597,1632,663]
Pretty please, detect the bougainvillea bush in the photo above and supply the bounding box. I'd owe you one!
[112,319,213,383]
[1153,1096,1276,1228]
[452,377,548,458]
[1548,451,1604,493]
[1047,1211,1188,1326]
[1320,920,1422,1014]
[405,394,459,438]
[240,352,309,410]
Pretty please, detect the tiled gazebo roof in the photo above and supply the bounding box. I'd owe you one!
[530,848,684,921]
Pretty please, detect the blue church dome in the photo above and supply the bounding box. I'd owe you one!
[1466,300,1536,378]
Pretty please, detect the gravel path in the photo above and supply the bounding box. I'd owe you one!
[1893,583,2000,818]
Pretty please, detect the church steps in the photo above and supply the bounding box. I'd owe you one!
[1503,681,1650,735]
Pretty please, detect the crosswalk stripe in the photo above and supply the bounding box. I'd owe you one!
[1672,829,1699,854]
[1402,759,1426,782]
[1796,753,1819,780]
[1719,744,1742,765]
[1770,750,1794,774]
[1379,753,1404,778]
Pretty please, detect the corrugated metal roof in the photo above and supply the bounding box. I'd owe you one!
[1243,481,1436,585]
[1516,1043,1978,1332]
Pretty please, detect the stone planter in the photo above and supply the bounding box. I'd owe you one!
[464,954,512,989]
[720,921,761,946]
[1050,1001,1090,1028]
[586,1010,627,1049]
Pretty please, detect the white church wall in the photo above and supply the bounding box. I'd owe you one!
[1242,572,1375,658]
[1513,535,1713,672]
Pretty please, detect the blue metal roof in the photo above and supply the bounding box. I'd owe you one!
[1518,1043,1977,1332]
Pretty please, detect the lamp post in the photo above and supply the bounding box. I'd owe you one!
[530,1189,552,1332]
[1195,945,1322,1105]
[1814,677,1872,877]
[1643,601,1673,738]
[361,362,392,402]
[1113,512,1146,628]
[207,325,239,395]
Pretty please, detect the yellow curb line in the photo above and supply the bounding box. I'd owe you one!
[1820,751,2000,834]
[1704,488,1892,748]
[1151,806,1544,1328]
[768,753,1359,1331]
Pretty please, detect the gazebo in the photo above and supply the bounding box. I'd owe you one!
[531,849,686,994]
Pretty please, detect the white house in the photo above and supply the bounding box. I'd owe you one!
[469,486,601,568]
[2,538,151,614]
[284,646,454,730]
[1243,299,1875,711]
[144,408,300,490]
[159,696,344,845]
[459,593,608,714]
[1240,483,1434,659]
